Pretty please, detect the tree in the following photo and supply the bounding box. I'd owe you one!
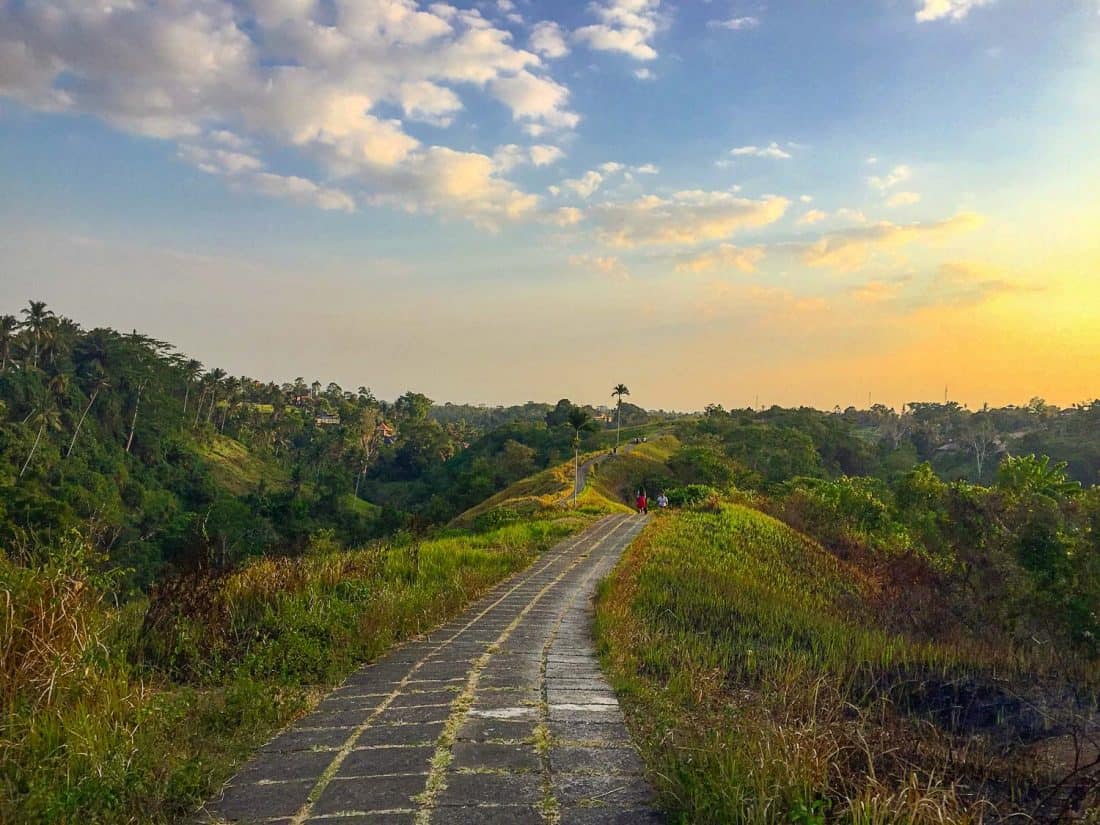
[125,378,148,453]
[19,404,62,479]
[545,398,574,428]
[67,374,108,458]
[180,358,203,416]
[0,314,19,371]
[205,368,227,426]
[963,412,997,481]
[612,383,630,451]
[20,300,54,368]
[568,406,595,507]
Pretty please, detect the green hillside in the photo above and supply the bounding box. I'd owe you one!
[597,501,1100,822]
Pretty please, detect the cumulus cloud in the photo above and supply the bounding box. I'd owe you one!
[850,261,1038,312]
[0,0,580,223]
[249,172,356,212]
[730,142,792,159]
[569,253,630,280]
[549,206,584,226]
[529,20,569,58]
[915,0,995,22]
[886,191,921,207]
[593,191,789,247]
[707,16,760,30]
[869,164,913,191]
[489,70,580,132]
[634,163,659,174]
[530,145,566,166]
[633,68,656,80]
[800,194,813,203]
[797,209,827,226]
[674,243,765,273]
[574,0,663,61]
[563,170,605,199]
[178,140,355,211]
[797,212,985,271]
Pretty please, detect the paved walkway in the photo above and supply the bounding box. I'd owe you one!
[200,513,660,825]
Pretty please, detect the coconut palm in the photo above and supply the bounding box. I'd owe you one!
[1,314,20,371]
[568,406,594,508]
[205,367,227,425]
[611,383,630,451]
[20,404,62,479]
[66,372,109,458]
[180,358,203,416]
[20,300,54,368]
[125,378,148,454]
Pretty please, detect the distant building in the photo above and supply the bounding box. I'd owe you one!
[315,413,341,426]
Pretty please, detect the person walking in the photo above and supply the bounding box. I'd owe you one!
[635,490,648,515]
[656,492,669,509]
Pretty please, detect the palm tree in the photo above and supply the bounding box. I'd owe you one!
[180,358,203,416]
[568,406,593,508]
[20,404,62,479]
[125,377,148,453]
[0,315,19,371]
[611,383,630,451]
[219,376,240,431]
[205,367,227,426]
[20,300,54,368]
[66,373,108,458]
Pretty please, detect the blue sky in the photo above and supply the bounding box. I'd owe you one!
[2,0,1098,409]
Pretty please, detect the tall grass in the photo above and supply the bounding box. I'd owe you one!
[1,516,583,823]
[596,504,1100,823]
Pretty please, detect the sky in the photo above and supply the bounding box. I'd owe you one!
[1,0,1099,412]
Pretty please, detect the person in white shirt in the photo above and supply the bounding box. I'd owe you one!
[656,492,669,509]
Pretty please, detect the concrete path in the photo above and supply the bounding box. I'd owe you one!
[200,513,660,825]
[563,440,642,504]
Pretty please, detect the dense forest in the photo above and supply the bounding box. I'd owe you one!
[3,300,1099,595]
[0,301,669,591]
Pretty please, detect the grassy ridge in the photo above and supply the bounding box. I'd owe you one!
[1,515,586,824]
[596,504,1098,823]
[195,434,289,495]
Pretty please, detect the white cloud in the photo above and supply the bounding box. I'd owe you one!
[796,212,985,271]
[574,0,663,61]
[633,67,656,80]
[886,191,921,207]
[869,164,913,191]
[489,70,580,132]
[797,209,827,226]
[800,194,813,203]
[915,0,995,22]
[634,163,659,175]
[0,0,577,224]
[249,172,356,212]
[563,170,605,199]
[530,20,569,58]
[707,16,760,30]
[675,243,764,273]
[398,81,463,126]
[730,142,793,159]
[570,254,630,281]
[530,145,566,166]
[599,161,626,174]
[549,206,584,226]
[835,208,868,223]
[865,156,879,165]
[593,190,789,248]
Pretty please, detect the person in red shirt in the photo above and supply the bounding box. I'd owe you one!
[635,491,648,514]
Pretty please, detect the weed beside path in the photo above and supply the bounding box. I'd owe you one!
[0,515,587,824]
[595,504,1100,823]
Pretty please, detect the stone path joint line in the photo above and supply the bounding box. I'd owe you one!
[199,513,662,825]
